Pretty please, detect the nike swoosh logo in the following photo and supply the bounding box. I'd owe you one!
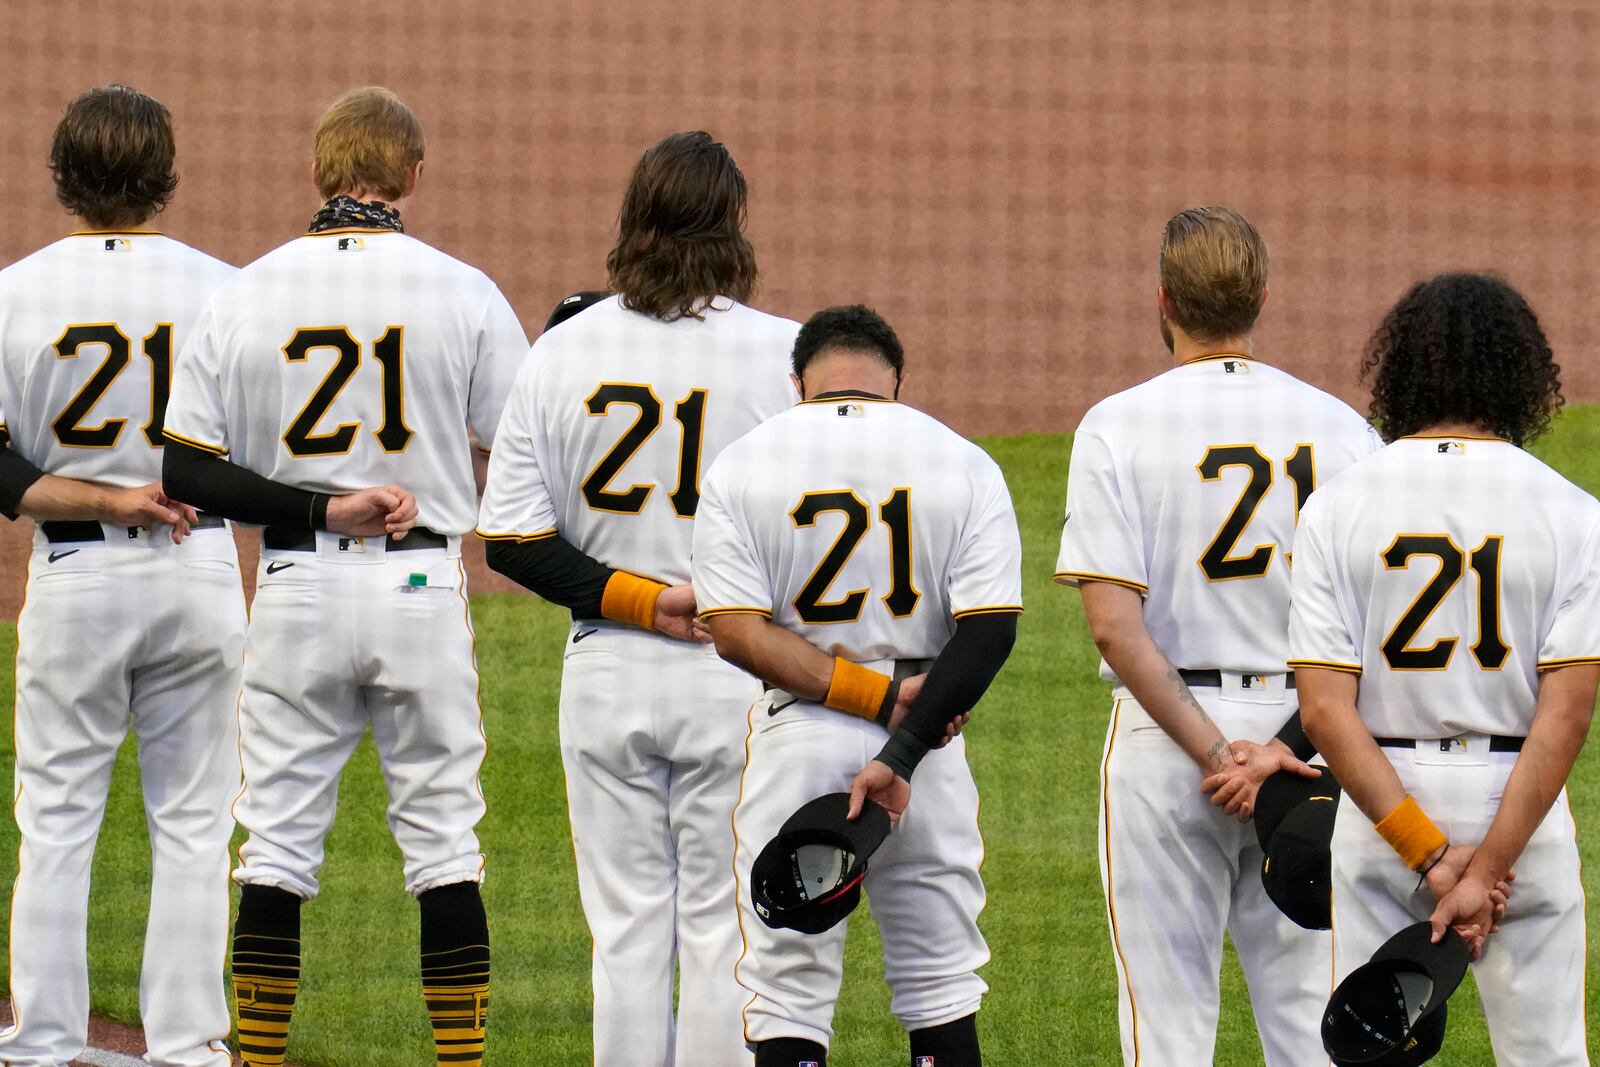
[572,628,599,644]
[266,561,295,575]
[47,549,79,564]
[768,698,797,716]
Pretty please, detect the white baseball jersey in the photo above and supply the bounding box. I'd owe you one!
[693,394,1023,662]
[477,295,798,584]
[1288,434,1600,738]
[0,231,233,484]
[1055,354,1380,675]
[164,230,527,535]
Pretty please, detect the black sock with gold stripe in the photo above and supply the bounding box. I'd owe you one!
[420,881,490,1066]
[231,885,303,1066]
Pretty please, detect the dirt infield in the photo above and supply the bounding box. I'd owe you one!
[2,0,1598,620]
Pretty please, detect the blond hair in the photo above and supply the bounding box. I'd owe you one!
[1159,207,1268,341]
[312,87,424,201]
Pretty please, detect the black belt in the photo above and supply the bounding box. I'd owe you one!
[1179,668,1296,691]
[1375,735,1524,753]
[262,525,449,552]
[41,515,226,543]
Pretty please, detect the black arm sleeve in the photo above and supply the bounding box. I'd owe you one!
[484,535,616,619]
[1273,709,1316,762]
[875,612,1019,780]
[0,434,46,521]
[162,439,328,528]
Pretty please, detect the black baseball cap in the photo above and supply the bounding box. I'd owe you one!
[1255,767,1341,930]
[543,290,610,333]
[750,792,891,935]
[1323,922,1469,1066]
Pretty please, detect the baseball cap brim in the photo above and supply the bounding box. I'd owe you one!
[1254,766,1340,851]
[1261,798,1336,929]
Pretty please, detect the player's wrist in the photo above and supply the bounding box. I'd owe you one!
[824,658,893,722]
[1376,794,1449,870]
[601,571,667,631]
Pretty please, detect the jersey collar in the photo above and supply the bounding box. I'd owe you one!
[1398,432,1509,443]
[70,228,163,237]
[804,390,893,404]
[1180,352,1252,365]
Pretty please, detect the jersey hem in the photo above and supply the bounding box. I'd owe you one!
[1052,570,1148,593]
[698,606,774,619]
[952,605,1024,619]
[474,528,556,543]
[161,429,228,456]
[1286,659,1363,675]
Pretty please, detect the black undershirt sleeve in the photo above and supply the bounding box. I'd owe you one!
[162,439,329,528]
[0,433,46,521]
[484,535,615,619]
[875,612,1020,780]
[1273,710,1316,762]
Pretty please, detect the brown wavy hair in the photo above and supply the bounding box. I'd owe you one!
[1361,272,1563,445]
[1159,206,1269,341]
[606,132,757,321]
[49,85,177,229]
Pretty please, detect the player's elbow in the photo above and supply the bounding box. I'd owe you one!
[705,615,761,673]
[160,440,205,510]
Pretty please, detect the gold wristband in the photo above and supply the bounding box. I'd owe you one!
[1375,794,1448,870]
[822,658,893,721]
[600,572,667,631]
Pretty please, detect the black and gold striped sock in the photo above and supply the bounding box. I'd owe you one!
[231,884,303,1066]
[419,881,490,1066]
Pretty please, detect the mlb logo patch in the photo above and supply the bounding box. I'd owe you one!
[1222,359,1249,374]
[1437,441,1465,455]
[338,236,366,252]
[1240,673,1267,690]
[916,1058,937,1066]
[836,402,865,418]
[800,1062,820,1067]
[1439,736,1468,753]
[103,237,131,253]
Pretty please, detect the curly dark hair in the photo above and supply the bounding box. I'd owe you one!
[792,305,905,379]
[49,85,177,229]
[1361,273,1563,445]
[606,131,757,322]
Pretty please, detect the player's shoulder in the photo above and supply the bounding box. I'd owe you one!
[0,239,66,291]
[715,299,803,340]
[1252,362,1371,430]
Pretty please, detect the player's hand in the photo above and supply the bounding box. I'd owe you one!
[1428,872,1499,959]
[941,712,971,747]
[1200,739,1320,822]
[653,584,711,644]
[98,482,194,542]
[884,673,927,733]
[325,486,417,539]
[1422,844,1514,932]
[847,759,911,827]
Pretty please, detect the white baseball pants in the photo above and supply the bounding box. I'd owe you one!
[1,524,245,1067]
[1330,741,1588,1066]
[1098,677,1331,1067]
[732,691,989,1050]
[233,535,486,900]
[558,620,763,1067]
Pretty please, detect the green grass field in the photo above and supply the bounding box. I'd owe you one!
[5,412,1600,1064]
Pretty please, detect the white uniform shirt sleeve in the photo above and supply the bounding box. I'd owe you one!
[476,357,558,540]
[163,302,232,455]
[949,460,1024,618]
[1286,498,1362,674]
[1053,429,1147,592]
[691,460,773,619]
[1538,515,1600,668]
[467,287,531,450]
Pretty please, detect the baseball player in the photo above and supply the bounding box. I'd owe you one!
[1054,207,1380,1065]
[693,304,1022,1067]
[0,85,244,1067]
[160,87,526,1067]
[1292,272,1597,1065]
[476,132,797,1065]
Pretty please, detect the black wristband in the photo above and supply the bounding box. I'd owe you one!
[310,493,329,530]
[875,678,901,728]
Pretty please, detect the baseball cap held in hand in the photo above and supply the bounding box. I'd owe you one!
[1323,921,1469,1066]
[1255,767,1341,929]
[750,792,891,935]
